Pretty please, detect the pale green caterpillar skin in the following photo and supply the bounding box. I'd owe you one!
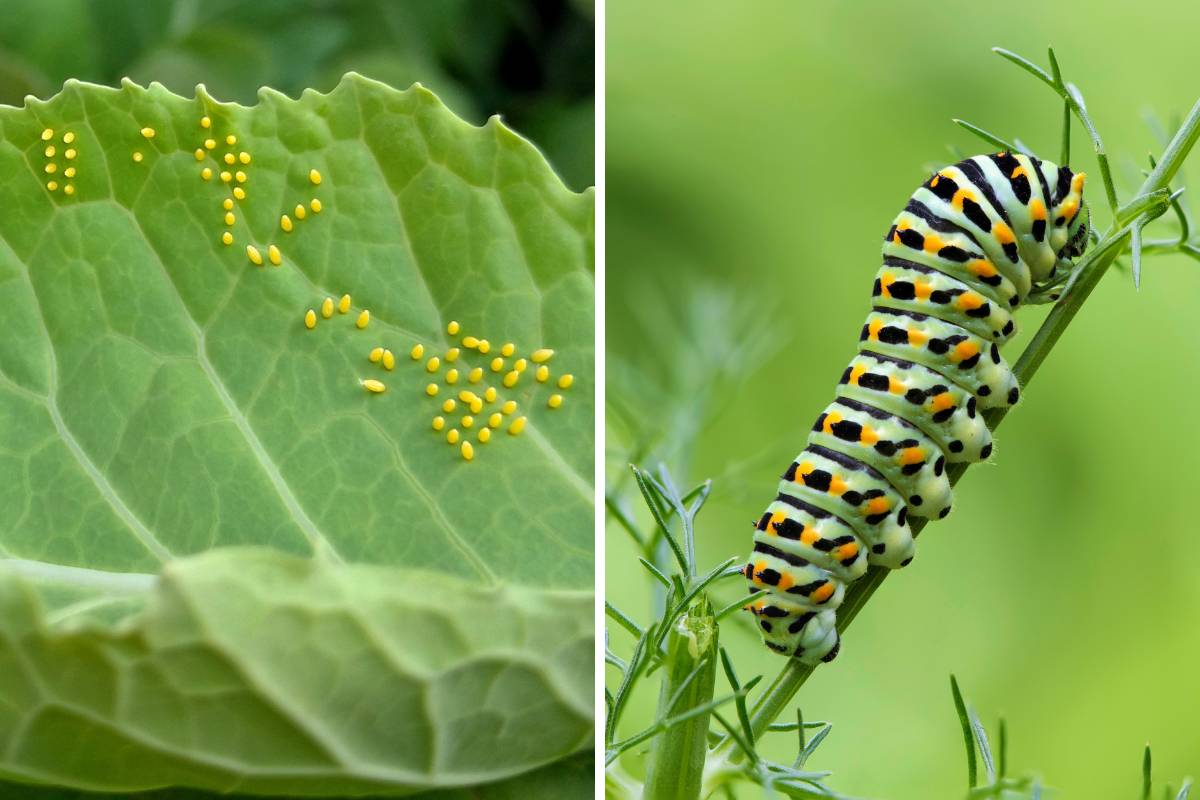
[745,152,1090,664]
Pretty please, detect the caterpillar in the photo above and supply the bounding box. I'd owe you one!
[743,152,1090,664]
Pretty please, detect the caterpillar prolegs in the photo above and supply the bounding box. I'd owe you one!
[744,152,1091,664]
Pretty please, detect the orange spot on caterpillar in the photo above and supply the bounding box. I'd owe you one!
[930,392,955,413]
[953,341,979,362]
[956,292,984,311]
[968,259,997,278]
[810,582,835,603]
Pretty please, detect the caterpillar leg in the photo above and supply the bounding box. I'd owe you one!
[749,601,839,663]
[743,552,845,666]
[1025,269,1074,304]
[1025,287,1064,305]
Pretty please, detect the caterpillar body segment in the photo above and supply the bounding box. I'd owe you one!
[755,499,870,582]
[810,398,953,519]
[971,154,1074,284]
[746,152,1090,664]
[914,166,1028,293]
[779,444,915,569]
[882,207,1028,310]
[837,353,992,464]
[745,545,845,611]
[871,260,1016,343]
[859,309,1020,408]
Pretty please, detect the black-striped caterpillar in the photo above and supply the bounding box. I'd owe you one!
[744,152,1090,664]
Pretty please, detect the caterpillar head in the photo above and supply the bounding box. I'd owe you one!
[1052,171,1090,265]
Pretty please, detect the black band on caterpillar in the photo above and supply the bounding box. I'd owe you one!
[745,152,1090,664]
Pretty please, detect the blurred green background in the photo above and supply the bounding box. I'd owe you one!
[0,0,593,190]
[606,1,1200,798]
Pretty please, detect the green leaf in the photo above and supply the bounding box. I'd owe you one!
[1144,744,1153,800]
[0,549,592,795]
[795,725,831,771]
[952,118,1018,154]
[950,675,977,789]
[0,74,593,794]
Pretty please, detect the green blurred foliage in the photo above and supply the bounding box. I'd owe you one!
[0,0,593,189]
[606,1,1200,797]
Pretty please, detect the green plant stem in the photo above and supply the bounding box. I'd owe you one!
[711,96,1200,761]
[642,600,719,800]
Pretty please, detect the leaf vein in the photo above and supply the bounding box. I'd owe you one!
[117,208,343,562]
[347,411,498,584]
[0,230,172,563]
